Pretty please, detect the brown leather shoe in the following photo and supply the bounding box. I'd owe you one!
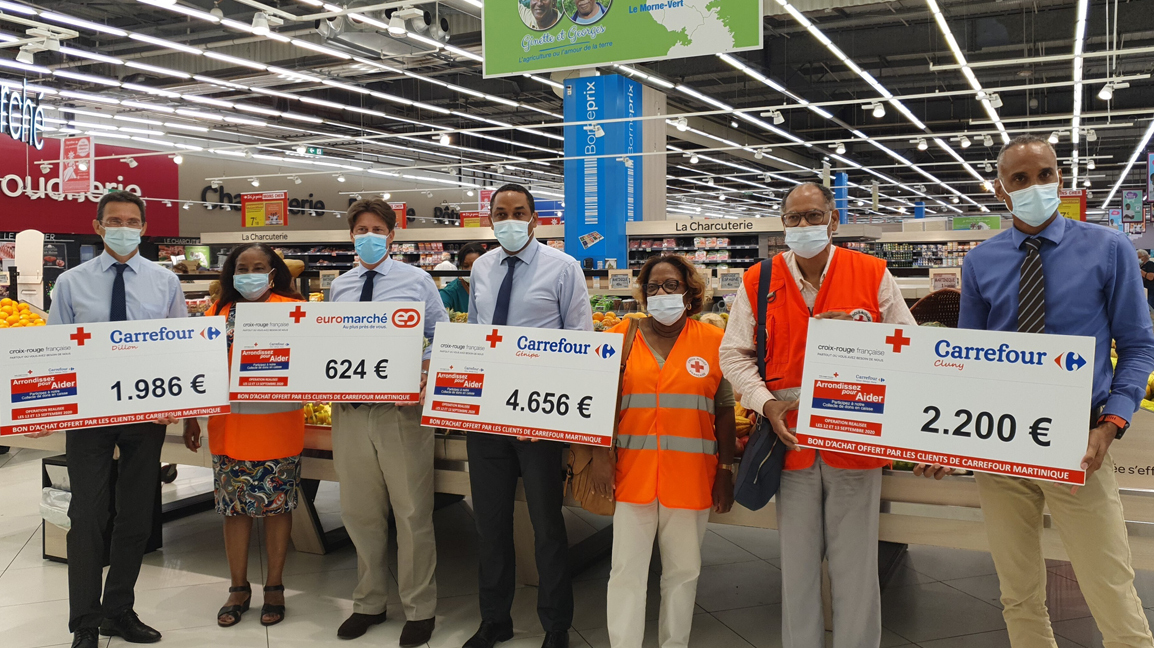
[337,611,387,640]
[400,618,436,647]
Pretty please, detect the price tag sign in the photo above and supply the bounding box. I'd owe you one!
[718,270,744,291]
[229,302,424,402]
[797,319,1095,485]
[422,322,623,446]
[608,270,632,291]
[0,317,230,436]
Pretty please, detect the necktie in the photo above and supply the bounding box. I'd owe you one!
[1017,238,1045,333]
[492,256,518,326]
[110,263,128,322]
[359,270,377,302]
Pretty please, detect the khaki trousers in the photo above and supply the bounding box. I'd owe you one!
[975,451,1153,648]
[606,500,710,648]
[332,403,437,620]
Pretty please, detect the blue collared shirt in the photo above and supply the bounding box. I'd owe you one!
[47,251,186,325]
[329,257,448,360]
[959,215,1154,422]
[468,239,592,331]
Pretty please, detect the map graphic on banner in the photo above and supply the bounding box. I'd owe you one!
[483,0,763,77]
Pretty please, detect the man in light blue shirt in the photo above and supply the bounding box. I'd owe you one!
[327,199,448,646]
[45,192,184,648]
[464,184,591,648]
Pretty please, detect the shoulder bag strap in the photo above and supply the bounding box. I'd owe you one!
[755,258,773,382]
[610,318,641,443]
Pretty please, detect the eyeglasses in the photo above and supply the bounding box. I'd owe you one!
[781,210,831,227]
[102,218,143,229]
[644,279,684,295]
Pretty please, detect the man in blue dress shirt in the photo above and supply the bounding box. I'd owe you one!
[327,199,448,646]
[958,135,1154,647]
[463,184,592,648]
[44,191,187,648]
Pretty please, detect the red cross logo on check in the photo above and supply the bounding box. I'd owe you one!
[289,306,307,323]
[70,327,92,346]
[885,329,911,353]
[485,329,503,348]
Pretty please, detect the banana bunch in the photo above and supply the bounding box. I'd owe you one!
[304,402,333,426]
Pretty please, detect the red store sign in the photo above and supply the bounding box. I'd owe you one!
[0,135,179,236]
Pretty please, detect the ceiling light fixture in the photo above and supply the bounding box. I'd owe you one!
[381,192,391,200]
[834,142,846,155]
[689,154,699,164]
[984,163,993,173]
[466,190,475,197]
[1083,178,1091,187]
[959,135,971,148]
[251,12,269,35]
[983,134,994,147]
[1086,129,1097,142]
[171,154,183,164]
[584,123,605,138]
[124,157,138,168]
[867,103,885,118]
[39,163,51,173]
[1048,131,1060,144]
[293,176,302,184]
[249,177,260,187]
[754,148,763,160]
[182,202,191,210]
[387,14,407,36]
[15,46,34,65]
[1087,159,1096,170]
[770,110,784,126]
[988,93,1003,109]
[438,133,450,145]
[951,196,960,204]
[336,174,346,183]
[77,161,88,172]
[1098,82,1115,102]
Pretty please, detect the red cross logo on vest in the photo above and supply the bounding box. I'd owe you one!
[70,327,92,346]
[289,306,307,323]
[686,356,709,378]
[885,329,911,353]
[485,329,503,348]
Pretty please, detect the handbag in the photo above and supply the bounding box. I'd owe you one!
[566,317,639,516]
[734,259,789,511]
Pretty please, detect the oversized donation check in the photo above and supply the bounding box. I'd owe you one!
[421,323,624,446]
[228,302,424,403]
[0,317,230,435]
[797,319,1096,485]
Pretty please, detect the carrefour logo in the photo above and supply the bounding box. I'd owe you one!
[595,343,616,359]
[516,335,595,356]
[110,326,195,344]
[934,340,1086,371]
[200,327,221,340]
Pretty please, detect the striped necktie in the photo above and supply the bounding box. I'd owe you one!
[1017,237,1045,334]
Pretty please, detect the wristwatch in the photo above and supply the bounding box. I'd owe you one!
[1098,414,1130,439]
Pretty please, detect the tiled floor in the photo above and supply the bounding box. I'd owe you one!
[0,445,1145,647]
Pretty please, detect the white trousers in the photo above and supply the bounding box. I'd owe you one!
[777,455,883,648]
[606,500,710,648]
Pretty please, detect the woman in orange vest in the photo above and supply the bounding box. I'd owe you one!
[598,254,736,648]
[182,243,305,629]
[720,182,917,648]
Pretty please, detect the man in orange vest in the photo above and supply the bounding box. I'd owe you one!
[720,181,916,648]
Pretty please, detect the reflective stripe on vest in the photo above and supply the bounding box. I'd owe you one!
[616,434,717,455]
[229,401,303,416]
[619,392,714,414]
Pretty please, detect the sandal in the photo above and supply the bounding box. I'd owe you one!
[261,584,286,627]
[217,583,252,628]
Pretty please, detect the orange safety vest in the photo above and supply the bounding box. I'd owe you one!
[207,294,306,462]
[612,318,723,510]
[742,248,889,472]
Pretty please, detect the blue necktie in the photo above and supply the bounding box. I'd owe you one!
[359,270,377,302]
[492,257,518,326]
[110,263,128,322]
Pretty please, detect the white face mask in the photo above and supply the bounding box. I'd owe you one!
[1005,182,1061,228]
[647,294,687,326]
[784,224,831,259]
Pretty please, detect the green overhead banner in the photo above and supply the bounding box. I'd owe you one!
[483,0,763,78]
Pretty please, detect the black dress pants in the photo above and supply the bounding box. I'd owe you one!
[65,423,165,632]
[466,433,573,633]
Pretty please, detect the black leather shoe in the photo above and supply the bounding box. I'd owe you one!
[400,617,436,647]
[71,628,99,648]
[99,610,162,643]
[337,611,387,640]
[541,631,569,648]
[463,621,514,648]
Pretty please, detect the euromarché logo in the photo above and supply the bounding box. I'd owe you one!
[484,0,761,77]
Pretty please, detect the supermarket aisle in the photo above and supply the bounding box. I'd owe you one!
[0,445,1148,648]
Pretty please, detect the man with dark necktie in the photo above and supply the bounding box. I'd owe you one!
[463,184,593,648]
[327,199,448,645]
[43,191,188,648]
[955,135,1154,647]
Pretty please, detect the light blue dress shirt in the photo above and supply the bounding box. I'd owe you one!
[467,239,593,331]
[329,257,449,360]
[959,215,1154,422]
[47,251,186,325]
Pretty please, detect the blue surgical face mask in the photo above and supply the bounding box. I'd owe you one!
[102,227,141,257]
[233,272,272,301]
[1006,182,1061,227]
[493,219,531,252]
[354,232,390,265]
[784,224,831,259]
